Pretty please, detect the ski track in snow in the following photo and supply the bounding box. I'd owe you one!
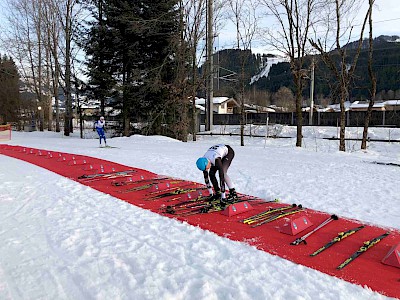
[0,127,399,299]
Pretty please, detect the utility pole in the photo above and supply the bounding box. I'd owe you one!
[206,0,213,131]
[309,58,315,125]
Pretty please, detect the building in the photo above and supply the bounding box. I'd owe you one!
[195,97,240,114]
[384,100,400,111]
[350,101,385,111]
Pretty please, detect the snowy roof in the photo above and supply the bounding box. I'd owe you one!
[327,101,351,112]
[350,101,385,109]
[195,104,205,111]
[195,97,232,105]
[384,99,400,105]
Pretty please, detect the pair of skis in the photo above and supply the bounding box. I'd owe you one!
[249,205,305,228]
[336,231,390,270]
[240,204,298,224]
[111,176,170,187]
[307,223,390,270]
[78,169,137,181]
[164,196,266,216]
[118,180,184,193]
[145,186,207,201]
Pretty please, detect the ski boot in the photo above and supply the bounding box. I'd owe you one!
[207,191,221,203]
[226,188,238,203]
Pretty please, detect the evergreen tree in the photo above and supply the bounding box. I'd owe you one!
[101,0,181,136]
[0,55,20,123]
[83,0,116,117]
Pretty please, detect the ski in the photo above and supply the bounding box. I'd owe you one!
[310,225,365,256]
[146,186,207,200]
[167,196,265,216]
[100,145,119,149]
[111,176,171,187]
[78,169,137,180]
[336,231,390,270]
[163,195,212,214]
[119,180,184,193]
[250,207,304,228]
[242,204,297,224]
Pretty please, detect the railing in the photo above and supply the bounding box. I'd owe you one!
[200,111,400,127]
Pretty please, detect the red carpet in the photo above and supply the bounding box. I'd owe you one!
[1,145,399,298]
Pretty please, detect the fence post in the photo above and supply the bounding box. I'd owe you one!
[383,110,385,126]
[264,117,269,149]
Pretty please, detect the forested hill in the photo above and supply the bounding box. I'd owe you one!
[250,35,400,101]
[214,36,400,100]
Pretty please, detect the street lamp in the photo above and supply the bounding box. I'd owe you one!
[38,106,44,131]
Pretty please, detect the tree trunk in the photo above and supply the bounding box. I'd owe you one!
[361,0,376,150]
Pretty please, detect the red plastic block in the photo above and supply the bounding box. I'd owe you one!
[68,159,89,166]
[45,152,62,159]
[182,189,210,200]
[36,150,48,157]
[26,148,37,154]
[382,243,400,268]
[222,201,253,217]
[148,182,173,192]
[82,164,117,173]
[111,175,146,186]
[280,216,313,235]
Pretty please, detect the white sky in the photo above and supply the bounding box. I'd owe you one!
[217,0,400,55]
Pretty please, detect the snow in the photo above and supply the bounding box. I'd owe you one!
[250,56,287,85]
[0,126,399,300]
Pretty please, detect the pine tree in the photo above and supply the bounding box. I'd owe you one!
[83,0,116,117]
[0,55,20,123]
[80,0,182,136]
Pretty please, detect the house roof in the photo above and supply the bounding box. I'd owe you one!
[195,97,231,105]
[327,101,351,112]
[350,101,385,109]
[384,100,400,105]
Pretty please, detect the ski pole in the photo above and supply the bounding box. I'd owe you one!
[290,214,339,245]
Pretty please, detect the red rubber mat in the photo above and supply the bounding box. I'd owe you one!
[1,145,399,298]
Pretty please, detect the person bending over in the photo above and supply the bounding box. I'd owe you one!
[196,144,237,203]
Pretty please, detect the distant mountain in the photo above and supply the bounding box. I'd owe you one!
[250,35,400,101]
[343,35,400,50]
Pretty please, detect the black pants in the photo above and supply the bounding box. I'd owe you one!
[209,145,234,192]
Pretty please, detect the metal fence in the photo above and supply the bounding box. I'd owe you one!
[200,111,400,127]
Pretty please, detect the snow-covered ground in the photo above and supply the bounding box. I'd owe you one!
[0,126,399,300]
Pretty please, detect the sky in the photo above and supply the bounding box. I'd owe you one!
[0,125,399,299]
[216,0,400,55]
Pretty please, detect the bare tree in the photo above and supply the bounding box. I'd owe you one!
[273,86,295,111]
[180,0,207,141]
[361,0,376,150]
[226,0,259,146]
[2,0,74,133]
[309,0,371,151]
[54,0,82,136]
[260,0,320,147]
[3,0,47,129]
[42,0,63,132]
